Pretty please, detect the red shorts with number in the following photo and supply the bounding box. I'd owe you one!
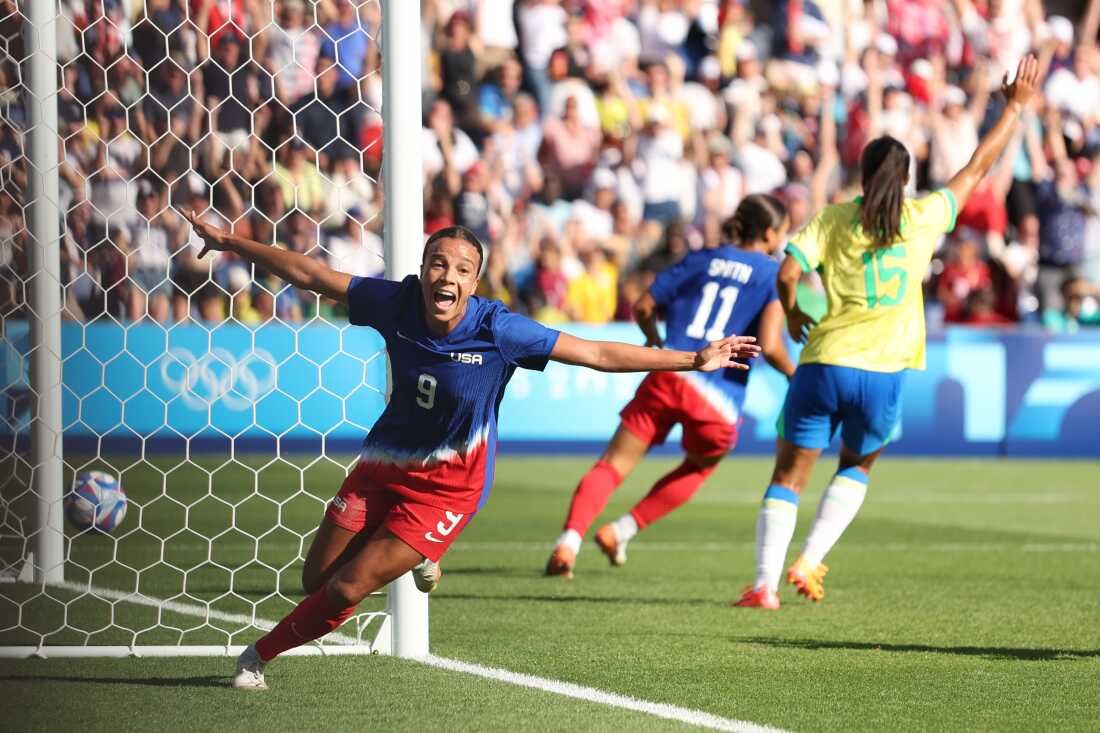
[619,372,740,457]
[324,462,474,562]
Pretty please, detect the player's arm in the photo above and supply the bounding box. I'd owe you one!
[777,255,815,343]
[182,208,352,302]
[946,55,1040,210]
[549,332,760,373]
[632,292,664,348]
[758,300,796,379]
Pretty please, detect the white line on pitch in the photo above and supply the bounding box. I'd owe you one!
[47,579,364,646]
[421,655,787,733]
[132,540,1100,554]
[449,541,1100,553]
[23,581,787,732]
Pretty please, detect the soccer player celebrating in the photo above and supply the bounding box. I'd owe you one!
[181,218,761,689]
[735,56,1040,609]
[544,195,797,578]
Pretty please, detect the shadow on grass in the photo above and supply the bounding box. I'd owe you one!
[741,637,1100,661]
[0,673,228,688]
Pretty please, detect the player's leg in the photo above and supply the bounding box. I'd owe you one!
[301,519,370,594]
[546,423,650,577]
[736,365,834,609]
[595,410,735,567]
[788,368,904,600]
[795,444,882,571]
[249,528,422,665]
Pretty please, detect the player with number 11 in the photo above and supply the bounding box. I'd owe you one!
[545,194,797,578]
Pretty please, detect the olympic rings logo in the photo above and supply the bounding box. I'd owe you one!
[158,347,277,411]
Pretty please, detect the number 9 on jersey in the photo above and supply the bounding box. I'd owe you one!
[417,374,437,410]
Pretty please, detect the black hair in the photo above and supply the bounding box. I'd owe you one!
[859,136,910,248]
[423,225,486,276]
[723,194,787,245]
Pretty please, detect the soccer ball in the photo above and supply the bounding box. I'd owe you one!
[64,471,127,533]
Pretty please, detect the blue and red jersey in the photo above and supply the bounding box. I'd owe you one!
[347,275,560,514]
[648,245,779,422]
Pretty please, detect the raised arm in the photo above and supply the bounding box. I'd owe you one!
[182,209,352,302]
[549,332,760,374]
[946,55,1040,209]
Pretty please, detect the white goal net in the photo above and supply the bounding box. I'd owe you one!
[0,0,428,657]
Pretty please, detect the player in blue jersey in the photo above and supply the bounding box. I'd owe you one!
[544,195,797,578]
[182,215,761,690]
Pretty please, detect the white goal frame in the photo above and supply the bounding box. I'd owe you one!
[1,0,428,659]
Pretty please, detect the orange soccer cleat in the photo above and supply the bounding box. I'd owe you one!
[787,555,829,601]
[594,523,627,566]
[544,544,576,579]
[733,585,781,610]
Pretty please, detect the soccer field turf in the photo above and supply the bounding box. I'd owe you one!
[2,455,1098,731]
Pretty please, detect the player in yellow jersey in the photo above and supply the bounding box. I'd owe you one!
[735,55,1041,609]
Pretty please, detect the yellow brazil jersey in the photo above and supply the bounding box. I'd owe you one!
[786,189,958,372]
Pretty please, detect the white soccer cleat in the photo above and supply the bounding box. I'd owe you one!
[412,559,441,593]
[594,523,629,566]
[232,643,268,690]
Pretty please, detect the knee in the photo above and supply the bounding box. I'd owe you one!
[327,575,378,607]
[301,568,322,595]
[768,471,805,494]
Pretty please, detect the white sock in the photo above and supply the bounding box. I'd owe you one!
[754,486,800,592]
[611,513,638,543]
[556,528,582,555]
[801,469,869,568]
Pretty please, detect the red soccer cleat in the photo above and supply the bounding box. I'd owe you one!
[733,585,781,610]
[544,544,576,579]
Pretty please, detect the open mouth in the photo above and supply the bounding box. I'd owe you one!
[432,290,457,309]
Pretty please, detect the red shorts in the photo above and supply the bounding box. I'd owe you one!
[324,463,475,562]
[619,372,740,457]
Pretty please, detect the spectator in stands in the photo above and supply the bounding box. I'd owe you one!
[267,0,319,107]
[566,245,618,324]
[321,0,375,102]
[439,10,480,135]
[938,230,993,324]
[540,95,601,199]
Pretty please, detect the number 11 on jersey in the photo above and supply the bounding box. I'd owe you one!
[686,281,741,340]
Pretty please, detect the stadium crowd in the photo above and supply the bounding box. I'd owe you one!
[4,0,1100,331]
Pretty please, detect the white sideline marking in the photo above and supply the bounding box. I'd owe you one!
[47,579,363,646]
[28,581,786,732]
[156,540,1100,554]
[421,655,786,733]
[449,541,1100,554]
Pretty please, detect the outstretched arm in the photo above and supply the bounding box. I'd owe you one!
[182,209,352,302]
[946,55,1040,210]
[550,332,760,374]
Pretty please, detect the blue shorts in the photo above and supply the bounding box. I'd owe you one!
[778,364,905,455]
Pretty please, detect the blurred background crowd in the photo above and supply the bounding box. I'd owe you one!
[3,0,1100,332]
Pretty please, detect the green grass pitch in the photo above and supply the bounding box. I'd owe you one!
[2,455,1098,731]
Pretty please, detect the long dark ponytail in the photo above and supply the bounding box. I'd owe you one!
[723,193,787,246]
[859,136,910,247]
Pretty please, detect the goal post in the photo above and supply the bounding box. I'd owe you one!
[25,0,65,587]
[1,0,429,659]
[380,0,429,658]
